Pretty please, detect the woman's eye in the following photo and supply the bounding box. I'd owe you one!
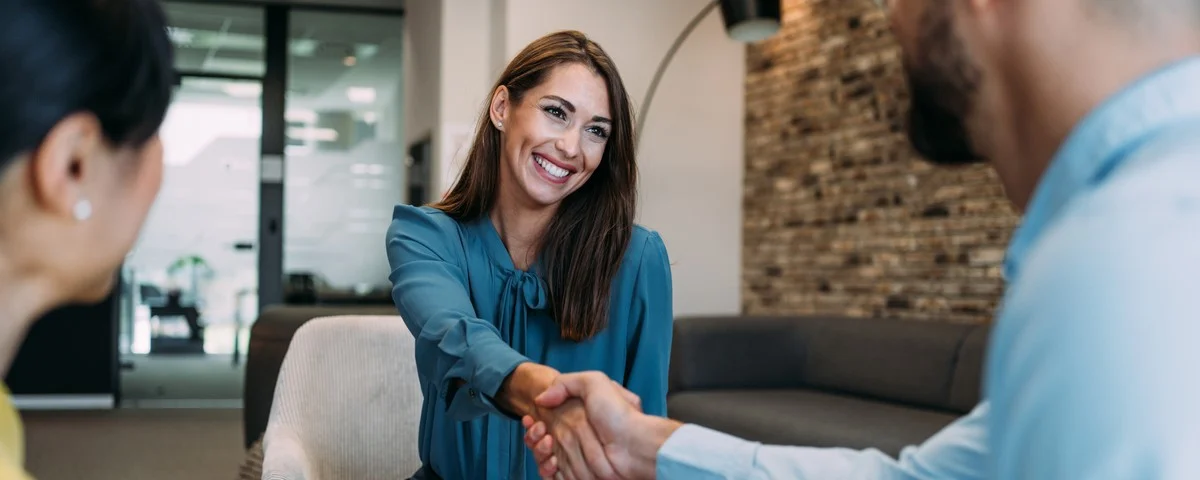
[588,126,609,139]
[543,106,566,120]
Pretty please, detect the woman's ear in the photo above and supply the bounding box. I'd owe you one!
[30,112,103,220]
[490,85,510,130]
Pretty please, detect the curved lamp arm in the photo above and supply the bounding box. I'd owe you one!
[636,0,720,150]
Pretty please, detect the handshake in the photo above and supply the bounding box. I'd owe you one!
[515,370,682,480]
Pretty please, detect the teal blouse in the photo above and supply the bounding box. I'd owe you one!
[385,204,674,480]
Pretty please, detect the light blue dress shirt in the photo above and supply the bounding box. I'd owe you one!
[659,403,989,479]
[386,205,673,480]
[657,56,1200,479]
[985,57,1200,479]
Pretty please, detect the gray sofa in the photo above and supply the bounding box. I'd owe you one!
[668,315,990,456]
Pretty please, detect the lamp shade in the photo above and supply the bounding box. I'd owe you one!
[718,0,781,43]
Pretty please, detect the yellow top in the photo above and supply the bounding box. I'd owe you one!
[0,385,31,480]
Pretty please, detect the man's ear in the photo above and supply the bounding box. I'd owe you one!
[30,112,103,219]
[490,85,510,130]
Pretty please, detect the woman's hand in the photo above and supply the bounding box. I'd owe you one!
[523,415,559,477]
[496,362,560,417]
[523,378,643,479]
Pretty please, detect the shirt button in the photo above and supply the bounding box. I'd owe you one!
[469,389,477,398]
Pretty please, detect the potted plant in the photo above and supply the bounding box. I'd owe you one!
[167,254,214,305]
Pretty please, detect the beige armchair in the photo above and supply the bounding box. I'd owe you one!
[261,315,423,479]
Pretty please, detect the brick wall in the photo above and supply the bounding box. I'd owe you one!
[742,0,1020,323]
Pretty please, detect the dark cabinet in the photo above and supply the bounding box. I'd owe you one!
[4,273,120,409]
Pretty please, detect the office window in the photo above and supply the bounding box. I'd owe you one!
[283,11,405,302]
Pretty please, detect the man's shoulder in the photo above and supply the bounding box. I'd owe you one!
[1006,150,1200,324]
[1039,126,1200,266]
[1087,122,1200,211]
[1020,200,1197,293]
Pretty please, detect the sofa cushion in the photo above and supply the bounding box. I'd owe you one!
[803,318,975,411]
[667,389,959,457]
[669,316,816,393]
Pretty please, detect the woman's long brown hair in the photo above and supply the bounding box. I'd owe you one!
[432,30,637,342]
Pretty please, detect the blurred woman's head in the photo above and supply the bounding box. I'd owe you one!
[436,30,637,341]
[0,0,174,308]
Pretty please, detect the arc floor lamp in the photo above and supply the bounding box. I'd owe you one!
[636,0,782,147]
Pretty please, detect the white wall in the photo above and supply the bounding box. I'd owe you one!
[405,0,745,316]
[437,0,499,192]
[402,0,441,148]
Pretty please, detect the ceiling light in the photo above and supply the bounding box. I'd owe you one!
[350,163,387,175]
[221,83,262,98]
[343,55,357,67]
[346,87,376,104]
[355,44,380,60]
[286,109,317,123]
[286,126,338,142]
[291,39,318,57]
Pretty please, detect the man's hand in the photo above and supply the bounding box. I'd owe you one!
[521,372,680,480]
[530,397,624,480]
[525,377,642,479]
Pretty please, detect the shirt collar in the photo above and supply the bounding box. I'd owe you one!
[1003,56,1200,281]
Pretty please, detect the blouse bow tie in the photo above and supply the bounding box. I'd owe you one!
[493,269,547,477]
[506,269,548,311]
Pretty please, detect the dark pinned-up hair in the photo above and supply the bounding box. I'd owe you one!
[0,0,176,168]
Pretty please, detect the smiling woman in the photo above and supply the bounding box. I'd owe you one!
[384,30,674,480]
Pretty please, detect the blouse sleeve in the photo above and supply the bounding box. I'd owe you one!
[385,205,530,421]
[621,231,674,417]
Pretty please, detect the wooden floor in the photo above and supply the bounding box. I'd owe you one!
[22,408,245,480]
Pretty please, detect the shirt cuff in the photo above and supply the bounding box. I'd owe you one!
[443,336,528,420]
[466,336,529,399]
[657,424,760,479]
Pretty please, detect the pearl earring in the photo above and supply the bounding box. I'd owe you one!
[496,121,503,130]
[73,199,92,221]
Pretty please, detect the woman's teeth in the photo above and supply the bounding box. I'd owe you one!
[535,155,569,178]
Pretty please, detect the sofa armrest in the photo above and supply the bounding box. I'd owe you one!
[669,316,814,394]
[262,425,315,480]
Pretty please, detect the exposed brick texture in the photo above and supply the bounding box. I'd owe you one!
[742,0,1020,323]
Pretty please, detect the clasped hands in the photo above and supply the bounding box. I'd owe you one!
[505,364,651,480]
